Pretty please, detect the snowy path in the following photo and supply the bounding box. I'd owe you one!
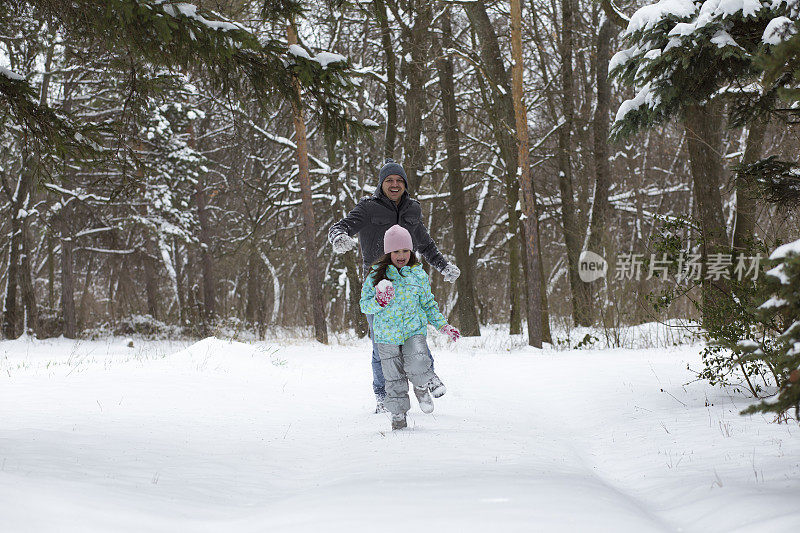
[1,334,799,532]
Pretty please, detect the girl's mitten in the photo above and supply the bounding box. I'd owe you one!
[440,324,461,342]
[376,280,395,307]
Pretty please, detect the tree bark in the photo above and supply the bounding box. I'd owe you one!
[2,209,21,339]
[464,0,528,335]
[245,244,262,328]
[60,205,77,339]
[188,124,215,325]
[288,22,328,344]
[558,0,593,326]
[326,133,368,337]
[587,20,614,257]
[19,215,38,336]
[399,0,432,186]
[511,0,543,347]
[435,5,481,336]
[732,116,767,252]
[143,245,158,320]
[373,0,398,159]
[78,253,95,329]
[684,101,729,323]
[2,154,38,339]
[172,237,186,324]
[47,230,55,310]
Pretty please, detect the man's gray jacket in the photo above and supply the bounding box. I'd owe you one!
[328,186,448,274]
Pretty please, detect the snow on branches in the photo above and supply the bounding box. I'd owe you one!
[609,0,800,138]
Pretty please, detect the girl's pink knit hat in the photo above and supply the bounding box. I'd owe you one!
[384,224,413,253]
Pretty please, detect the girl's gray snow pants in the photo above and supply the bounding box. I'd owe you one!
[376,334,435,415]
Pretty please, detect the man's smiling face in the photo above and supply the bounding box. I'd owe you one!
[382,175,406,204]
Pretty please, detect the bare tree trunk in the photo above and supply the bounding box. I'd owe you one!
[172,237,186,324]
[373,0,398,159]
[245,245,260,325]
[60,206,77,339]
[465,0,528,335]
[732,116,767,252]
[585,20,615,325]
[288,22,328,344]
[435,5,481,336]
[558,0,593,326]
[519,220,553,343]
[188,123,215,326]
[3,156,38,338]
[511,0,543,347]
[143,245,158,320]
[326,134,367,337]
[47,231,55,310]
[684,101,729,323]
[587,20,614,257]
[19,219,38,336]
[3,210,21,339]
[399,0,432,185]
[78,253,95,329]
[195,183,215,325]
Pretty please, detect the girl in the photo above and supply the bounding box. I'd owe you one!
[360,225,461,430]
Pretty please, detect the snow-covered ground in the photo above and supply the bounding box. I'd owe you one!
[1,327,798,532]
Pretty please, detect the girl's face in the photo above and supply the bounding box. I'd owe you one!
[390,249,411,268]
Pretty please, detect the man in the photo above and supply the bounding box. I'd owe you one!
[328,158,460,412]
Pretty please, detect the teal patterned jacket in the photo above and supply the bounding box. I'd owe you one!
[360,263,448,344]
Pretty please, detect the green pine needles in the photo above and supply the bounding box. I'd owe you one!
[738,242,800,418]
[609,1,793,140]
[1,0,371,158]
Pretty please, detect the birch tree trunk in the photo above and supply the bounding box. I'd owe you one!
[511,0,543,347]
[288,22,328,344]
[435,5,481,336]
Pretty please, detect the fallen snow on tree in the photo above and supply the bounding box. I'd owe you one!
[763,16,798,45]
[0,65,24,81]
[625,0,697,35]
[770,237,800,260]
[614,82,660,123]
[158,1,243,32]
[289,45,347,69]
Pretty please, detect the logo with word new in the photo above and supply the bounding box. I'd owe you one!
[579,250,608,283]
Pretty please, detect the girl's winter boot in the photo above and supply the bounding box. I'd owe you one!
[428,374,447,398]
[391,413,407,430]
[414,386,434,413]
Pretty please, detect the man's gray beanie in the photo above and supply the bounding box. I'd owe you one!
[378,158,408,187]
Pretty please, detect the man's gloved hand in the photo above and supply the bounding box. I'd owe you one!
[440,324,461,342]
[375,280,395,307]
[442,263,461,283]
[331,233,358,254]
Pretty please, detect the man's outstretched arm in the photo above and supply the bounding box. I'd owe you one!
[329,200,367,252]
